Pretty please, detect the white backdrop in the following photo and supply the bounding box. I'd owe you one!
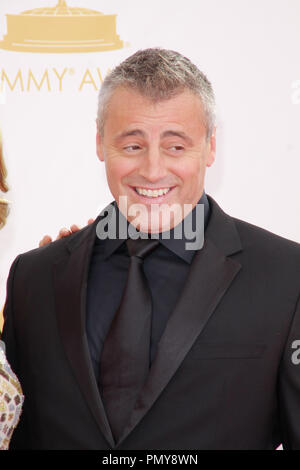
[1,0,300,312]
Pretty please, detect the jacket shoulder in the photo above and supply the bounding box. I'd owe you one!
[233,216,299,254]
[231,216,300,285]
[16,223,93,269]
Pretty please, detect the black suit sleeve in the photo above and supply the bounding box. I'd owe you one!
[1,254,30,449]
[1,255,21,371]
[278,291,300,449]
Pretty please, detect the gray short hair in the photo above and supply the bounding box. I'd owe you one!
[96,48,216,139]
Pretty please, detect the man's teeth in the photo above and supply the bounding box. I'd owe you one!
[135,187,171,198]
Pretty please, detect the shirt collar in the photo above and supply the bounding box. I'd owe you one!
[100,191,210,264]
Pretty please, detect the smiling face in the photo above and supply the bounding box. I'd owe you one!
[96,86,216,233]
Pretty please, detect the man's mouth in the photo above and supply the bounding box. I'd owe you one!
[132,186,174,198]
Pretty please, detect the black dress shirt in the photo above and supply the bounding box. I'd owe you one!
[86,192,210,384]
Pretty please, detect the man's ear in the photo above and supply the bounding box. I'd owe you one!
[96,131,105,162]
[206,126,216,168]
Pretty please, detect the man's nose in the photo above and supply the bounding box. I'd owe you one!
[138,147,167,182]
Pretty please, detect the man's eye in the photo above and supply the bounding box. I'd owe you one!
[169,145,184,152]
[124,145,141,152]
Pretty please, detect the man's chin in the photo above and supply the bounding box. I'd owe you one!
[117,194,186,234]
[128,221,167,235]
[127,212,182,236]
[130,220,164,235]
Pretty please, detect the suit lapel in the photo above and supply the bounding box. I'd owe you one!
[52,217,116,449]
[116,196,243,446]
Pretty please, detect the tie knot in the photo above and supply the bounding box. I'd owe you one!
[126,237,159,260]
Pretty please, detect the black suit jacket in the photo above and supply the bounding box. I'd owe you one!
[2,195,300,449]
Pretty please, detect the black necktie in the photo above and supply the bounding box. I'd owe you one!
[99,237,159,442]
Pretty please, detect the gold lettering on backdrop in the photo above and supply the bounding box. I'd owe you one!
[0,67,111,92]
[53,68,68,92]
[78,68,111,91]
[79,69,98,91]
[97,67,109,86]
[27,69,51,92]
[1,69,24,92]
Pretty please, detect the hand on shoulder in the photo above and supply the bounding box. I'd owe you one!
[39,219,94,247]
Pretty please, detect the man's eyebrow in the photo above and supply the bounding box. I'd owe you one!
[115,129,194,145]
[161,130,193,145]
[115,129,146,141]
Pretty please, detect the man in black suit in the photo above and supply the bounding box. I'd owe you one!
[2,48,300,450]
